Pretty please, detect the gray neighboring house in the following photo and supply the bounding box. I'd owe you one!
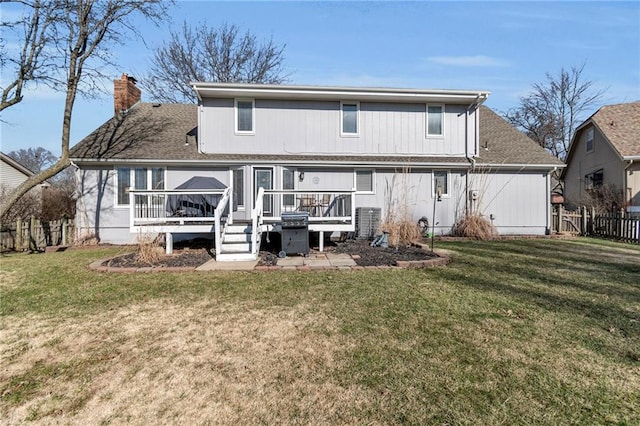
[70,76,562,260]
[1,152,36,190]
[562,102,640,213]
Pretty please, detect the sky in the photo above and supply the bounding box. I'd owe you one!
[1,0,639,157]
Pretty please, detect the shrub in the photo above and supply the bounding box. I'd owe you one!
[135,232,163,264]
[452,214,498,240]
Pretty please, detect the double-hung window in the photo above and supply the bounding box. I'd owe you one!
[585,127,594,153]
[115,167,165,207]
[341,101,359,136]
[427,104,444,137]
[235,99,254,134]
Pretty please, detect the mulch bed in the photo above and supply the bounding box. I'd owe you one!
[104,238,437,269]
[329,239,437,266]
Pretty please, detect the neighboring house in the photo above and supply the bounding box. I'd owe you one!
[1,152,36,190]
[562,102,640,212]
[70,75,562,260]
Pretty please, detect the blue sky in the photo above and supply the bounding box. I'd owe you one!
[1,1,639,157]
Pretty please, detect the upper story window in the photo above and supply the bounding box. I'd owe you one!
[427,104,444,137]
[115,167,164,207]
[355,169,374,193]
[341,101,359,136]
[235,99,254,134]
[433,170,449,197]
[585,127,594,153]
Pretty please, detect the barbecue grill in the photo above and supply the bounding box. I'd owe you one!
[279,212,309,257]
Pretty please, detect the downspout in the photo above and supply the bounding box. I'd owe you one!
[465,93,486,214]
[624,159,635,207]
[547,166,557,235]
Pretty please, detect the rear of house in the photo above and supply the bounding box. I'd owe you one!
[562,102,640,213]
[70,77,562,259]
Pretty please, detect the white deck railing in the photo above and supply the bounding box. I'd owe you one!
[214,188,232,253]
[251,187,265,255]
[128,188,229,228]
[261,189,356,224]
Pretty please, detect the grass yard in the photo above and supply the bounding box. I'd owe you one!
[1,238,639,424]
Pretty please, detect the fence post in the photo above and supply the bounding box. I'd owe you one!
[558,205,564,233]
[580,206,586,235]
[29,215,37,252]
[15,218,23,251]
[62,217,68,245]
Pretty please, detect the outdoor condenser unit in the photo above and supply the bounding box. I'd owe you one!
[355,207,381,239]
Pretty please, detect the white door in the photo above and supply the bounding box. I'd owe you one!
[254,168,273,215]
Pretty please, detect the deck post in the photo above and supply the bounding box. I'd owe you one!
[319,231,324,252]
[166,232,173,254]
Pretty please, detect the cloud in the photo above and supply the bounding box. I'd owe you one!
[426,55,510,68]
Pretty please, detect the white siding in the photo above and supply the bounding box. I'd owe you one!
[0,158,31,190]
[200,99,473,157]
[473,171,549,235]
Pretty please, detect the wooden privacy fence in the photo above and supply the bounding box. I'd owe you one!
[552,205,640,244]
[1,217,74,252]
[591,213,640,244]
[552,205,589,235]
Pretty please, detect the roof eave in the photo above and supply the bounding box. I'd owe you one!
[190,82,490,103]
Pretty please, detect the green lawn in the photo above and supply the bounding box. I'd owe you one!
[1,238,639,424]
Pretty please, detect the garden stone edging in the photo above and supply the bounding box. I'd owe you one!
[88,245,451,273]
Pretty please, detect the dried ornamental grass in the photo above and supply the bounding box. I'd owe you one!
[452,214,498,240]
[135,232,163,264]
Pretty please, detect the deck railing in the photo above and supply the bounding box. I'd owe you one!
[128,188,229,228]
[252,187,265,255]
[261,189,356,224]
[214,188,232,253]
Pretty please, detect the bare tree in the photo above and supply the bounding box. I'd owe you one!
[504,63,605,161]
[7,147,57,174]
[0,0,57,112]
[0,0,169,220]
[141,22,288,104]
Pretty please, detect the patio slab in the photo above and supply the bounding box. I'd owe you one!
[195,259,258,271]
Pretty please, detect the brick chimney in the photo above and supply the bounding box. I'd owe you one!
[114,73,141,115]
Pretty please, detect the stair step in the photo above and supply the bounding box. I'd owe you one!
[219,242,252,253]
[216,252,258,262]
[223,233,252,243]
[226,225,252,234]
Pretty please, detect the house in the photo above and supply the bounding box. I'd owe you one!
[562,102,640,213]
[70,74,563,260]
[1,152,37,190]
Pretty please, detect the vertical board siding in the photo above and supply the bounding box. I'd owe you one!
[201,99,471,157]
[475,171,548,233]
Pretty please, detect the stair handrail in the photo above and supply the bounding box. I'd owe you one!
[252,187,265,255]
[214,188,231,255]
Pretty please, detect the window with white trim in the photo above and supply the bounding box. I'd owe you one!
[233,169,244,209]
[115,167,165,206]
[433,170,449,197]
[235,99,254,133]
[355,170,374,193]
[282,169,295,208]
[427,104,444,137]
[341,101,359,136]
[585,127,594,153]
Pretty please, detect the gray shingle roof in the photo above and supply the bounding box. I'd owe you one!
[71,102,561,168]
[476,106,563,166]
[590,102,640,157]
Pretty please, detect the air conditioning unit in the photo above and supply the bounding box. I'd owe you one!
[355,207,381,239]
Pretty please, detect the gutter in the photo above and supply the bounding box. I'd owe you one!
[70,158,473,168]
